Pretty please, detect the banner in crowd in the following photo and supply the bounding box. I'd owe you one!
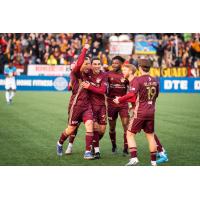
[27,65,71,76]
[135,41,157,55]
[0,75,70,91]
[134,67,189,77]
[159,77,200,93]
[134,34,158,55]
[109,42,134,55]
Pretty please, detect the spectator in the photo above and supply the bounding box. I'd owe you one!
[0,33,199,77]
[47,55,57,65]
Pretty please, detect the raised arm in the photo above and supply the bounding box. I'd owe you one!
[72,44,90,73]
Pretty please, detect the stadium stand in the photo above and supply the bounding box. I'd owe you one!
[0,33,200,76]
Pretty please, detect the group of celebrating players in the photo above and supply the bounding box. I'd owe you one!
[56,44,169,166]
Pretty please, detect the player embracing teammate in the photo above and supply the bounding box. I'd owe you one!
[65,57,107,159]
[56,45,168,165]
[56,44,95,160]
[81,57,107,158]
[114,59,168,166]
[106,56,130,155]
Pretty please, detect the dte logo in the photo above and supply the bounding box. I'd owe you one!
[164,80,188,90]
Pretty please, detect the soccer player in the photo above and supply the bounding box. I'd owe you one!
[81,57,107,159]
[114,59,160,166]
[106,56,129,155]
[56,44,94,160]
[66,57,107,159]
[114,63,168,164]
[4,62,17,104]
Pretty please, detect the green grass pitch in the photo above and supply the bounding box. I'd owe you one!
[0,91,200,166]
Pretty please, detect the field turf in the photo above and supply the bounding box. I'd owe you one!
[0,91,200,166]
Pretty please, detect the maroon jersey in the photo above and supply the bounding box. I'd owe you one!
[106,71,129,107]
[87,71,107,106]
[130,75,159,119]
[69,48,90,108]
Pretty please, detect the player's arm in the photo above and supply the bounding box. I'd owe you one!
[72,44,90,73]
[88,82,106,95]
[81,80,106,95]
[118,92,136,103]
[113,92,136,104]
[113,78,139,104]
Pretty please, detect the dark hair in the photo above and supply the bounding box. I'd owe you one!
[138,58,152,72]
[112,56,125,63]
[91,57,101,64]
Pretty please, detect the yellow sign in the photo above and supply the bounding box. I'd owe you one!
[135,67,188,77]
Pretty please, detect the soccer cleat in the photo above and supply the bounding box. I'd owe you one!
[112,145,118,154]
[57,142,63,156]
[151,161,157,166]
[157,151,167,158]
[125,157,139,166]
[123,149,129,156]
[65,145,72,155]
[84,151,94,160]
[94,152,101,159]
[156,152,169,164]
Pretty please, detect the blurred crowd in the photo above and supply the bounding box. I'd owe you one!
[0,33,200,75]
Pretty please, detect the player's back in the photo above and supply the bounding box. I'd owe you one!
[132,75,159,119]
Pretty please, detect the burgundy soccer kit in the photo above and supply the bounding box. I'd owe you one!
[59,47,93,152]
[106,70,129,120]
[68,48,93,126]
[119,75,159,134]
[86,71,107,125]
[106,70,129,150]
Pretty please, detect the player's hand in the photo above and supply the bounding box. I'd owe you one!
[81,81,90,89]
[113,97,120,104]
[84,44,90,50]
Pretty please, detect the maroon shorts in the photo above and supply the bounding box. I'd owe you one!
[92,105,107,125]
[68,104,93,126]
[107,103,129,121]
[128,117,154,134]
